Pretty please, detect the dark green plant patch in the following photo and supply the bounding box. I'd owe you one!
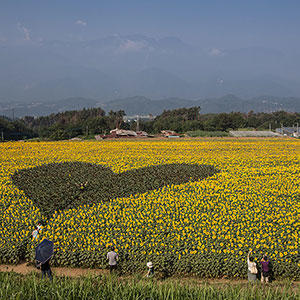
[11,162,219,218]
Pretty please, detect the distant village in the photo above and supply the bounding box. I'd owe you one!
[94,127,299,140]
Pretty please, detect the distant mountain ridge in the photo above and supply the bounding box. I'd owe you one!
[101,96,196,115]
[1,95,299,118]
[102,95,300,115]
[1,34,300,101]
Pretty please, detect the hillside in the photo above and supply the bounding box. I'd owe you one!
[1,35,300,101]
[0,97,99,118]
[1,95,299,118]
[101,96,196,115]
[102,95,300,115]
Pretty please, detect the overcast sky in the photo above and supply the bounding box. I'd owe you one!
[1,0,300,50]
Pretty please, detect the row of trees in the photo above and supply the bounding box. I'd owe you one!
[140,108,300,133]
[21,108,125,140]
[0,116,36,140]
[1,107,299,141]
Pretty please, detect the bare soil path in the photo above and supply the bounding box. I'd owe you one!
[0,263,107,277]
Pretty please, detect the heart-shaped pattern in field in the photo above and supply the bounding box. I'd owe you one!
[11,162,219,218]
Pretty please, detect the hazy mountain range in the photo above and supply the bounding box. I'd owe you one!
[1,95,299,118]
[1,34,300,103]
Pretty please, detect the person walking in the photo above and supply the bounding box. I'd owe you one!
[107,246,118,273]
[260,254,271,283]
[145,262,154,278]
[38,258,53,281]
[32,223,43,240]
[247,250,257,282]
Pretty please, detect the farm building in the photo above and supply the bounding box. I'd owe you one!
[99,129,150,139]
[161,130,180,138]
[229,131,280,137]
[275,127,300,137]
[110,129,137,136]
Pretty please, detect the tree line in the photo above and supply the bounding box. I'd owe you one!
[140,108,300,133]
[0,107,299,141]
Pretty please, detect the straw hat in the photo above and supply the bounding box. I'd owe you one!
[147,262,153,268]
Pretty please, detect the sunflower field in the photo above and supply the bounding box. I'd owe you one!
[0,139,299,279]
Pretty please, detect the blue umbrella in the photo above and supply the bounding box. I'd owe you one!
[35,239,54,264]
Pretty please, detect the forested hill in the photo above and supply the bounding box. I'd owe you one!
[102,95,300,115]
[0,95,299,118]
[1,106,299,141]
[101,96,196,115]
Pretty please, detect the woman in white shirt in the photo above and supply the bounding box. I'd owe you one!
[247,250,257,282]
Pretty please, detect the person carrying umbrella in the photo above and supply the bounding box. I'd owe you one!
[36,239,54,281]
[39,258,52,280]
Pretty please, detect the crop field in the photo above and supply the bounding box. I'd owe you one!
[0,139,299,279]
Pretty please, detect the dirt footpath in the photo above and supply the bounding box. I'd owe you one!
[0,263,107,277]
[0,263,299,291]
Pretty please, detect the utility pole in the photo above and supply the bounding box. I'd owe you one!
[281,123,283,135]
[12,108,15,121]
[136,115,140,132]
[269,123,271,131]
[1,131,3,141]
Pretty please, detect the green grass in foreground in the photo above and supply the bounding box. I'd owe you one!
[0,272,298,300]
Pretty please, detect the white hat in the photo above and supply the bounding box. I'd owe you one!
[147,262,153,268]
